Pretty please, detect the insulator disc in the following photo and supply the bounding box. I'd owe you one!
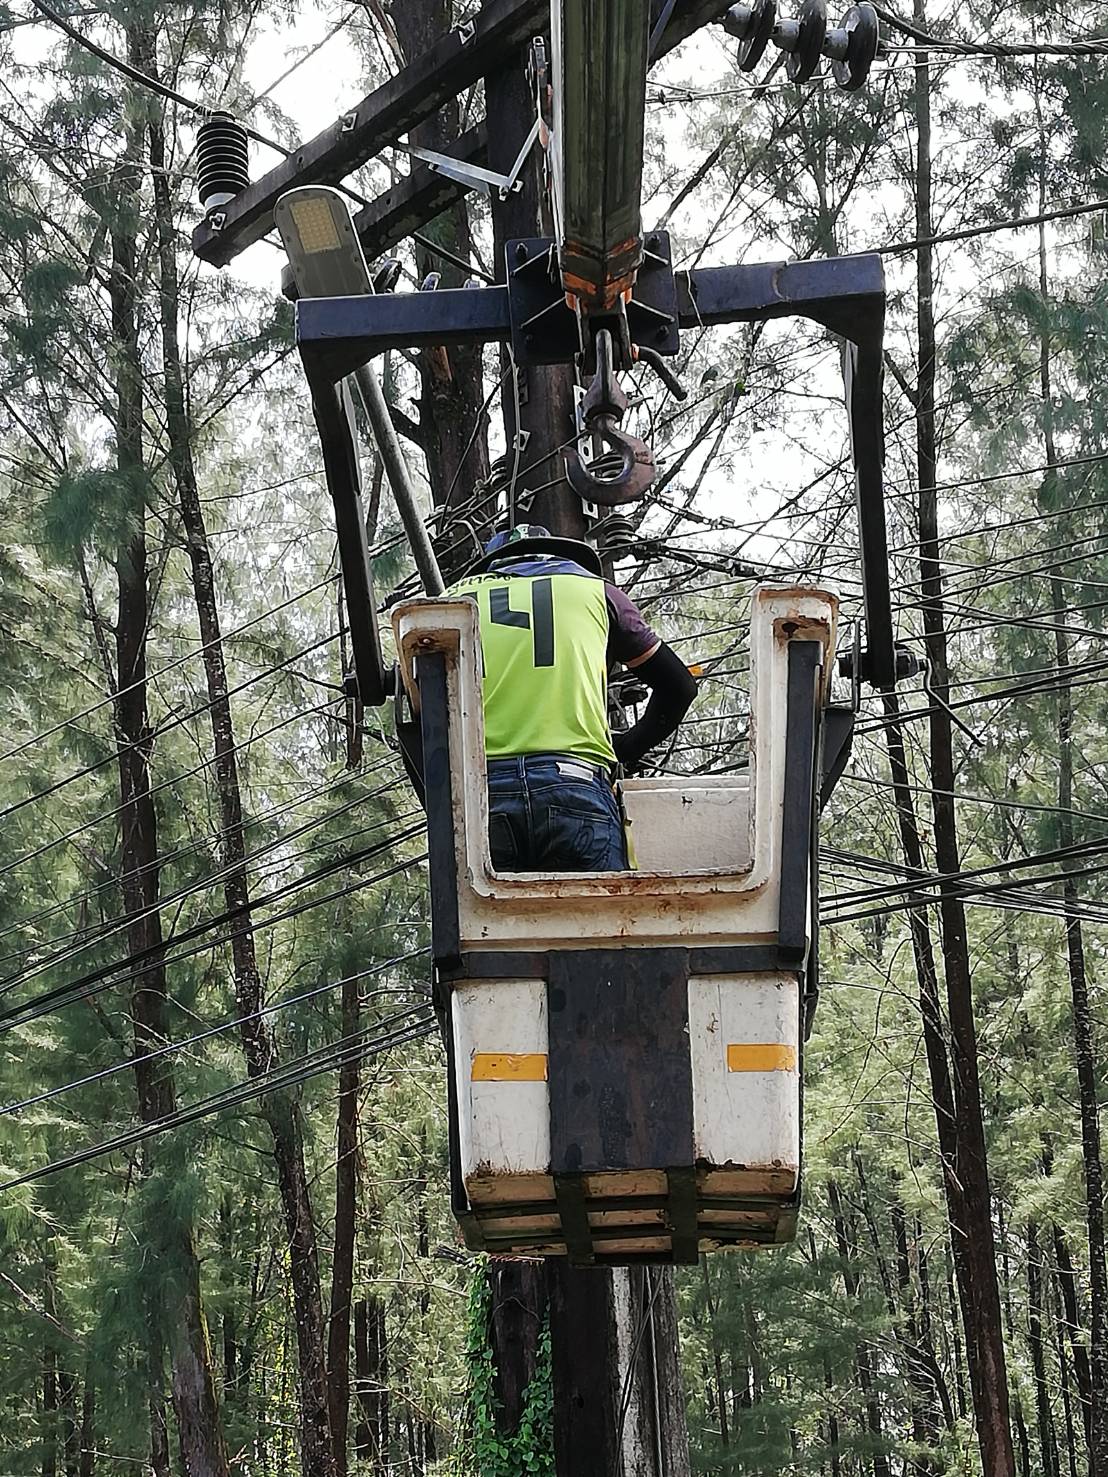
[596,512,636,554]
[737,0,776,70]
[831,2,879,89]
[786,0,827,81]
[196,113,250,208]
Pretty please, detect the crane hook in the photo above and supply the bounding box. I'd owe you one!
[563,328,657,507]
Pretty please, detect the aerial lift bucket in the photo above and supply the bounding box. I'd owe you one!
[393,584,838,1265]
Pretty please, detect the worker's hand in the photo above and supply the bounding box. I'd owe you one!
[612,730,643,774]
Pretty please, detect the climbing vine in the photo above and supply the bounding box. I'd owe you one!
[452,1267,554,1477]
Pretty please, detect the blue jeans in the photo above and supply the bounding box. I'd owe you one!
[486,754,627,872]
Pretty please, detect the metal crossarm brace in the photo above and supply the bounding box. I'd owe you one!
[191,0,736,268]
[354,123,486,249]
[192,0,548,265]
[397,118,540,200]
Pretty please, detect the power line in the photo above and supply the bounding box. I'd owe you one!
[874,5,1108,58]
[0,629,342,824]
[0,834,427,1032]
[253,9,358,102]
[852,662,1108,734]
[821,833,1108,911]
[662,647,1108,745]
[24,0,495,283]
[0,567,350,766]
[888,488,1108,554]
[0,755,401,958]
[1,947,429,1119]
[878,196,1108,256]
[838,769,1108,829]
[0,784,418,996]
[24,0,292,153]
[0,696,343,885]
[645,459,1108,561]
[922,529,1108,590]
[0,4,102,32]
[823,857,1108,927]
[0,1004,438,1191]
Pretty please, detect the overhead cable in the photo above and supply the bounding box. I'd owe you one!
[0,948,429,1119]
[0,1005,438,1191]
[0,697,343,884]
[874,5,1108,57]
[0,756,401,958]
[0,838,427,1032]
[24,0,292,152]
[24,0,495,282]
[879,196,1108,255]
[822,832,1108,910]
[0,630,342,824]
[0,791,419,996]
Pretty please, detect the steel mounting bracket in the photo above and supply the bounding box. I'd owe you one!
[395,116,541,200]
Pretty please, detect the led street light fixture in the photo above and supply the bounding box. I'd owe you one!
[275,186,373,299]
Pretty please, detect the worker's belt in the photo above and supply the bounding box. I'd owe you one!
[486,753,615,784]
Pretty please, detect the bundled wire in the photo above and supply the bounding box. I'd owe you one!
[0,755,404,963]
[0,835,427,1032]
[0,767,411,991]
[1,948,430,1119]
[0,1000,438,1192]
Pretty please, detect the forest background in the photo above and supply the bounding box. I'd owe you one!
[0,0,1106,1473]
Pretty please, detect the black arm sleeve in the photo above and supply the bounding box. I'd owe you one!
[612,641,697,773]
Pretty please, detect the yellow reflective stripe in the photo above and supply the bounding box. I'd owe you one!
[471,1053,548,1082]
[726,1043,797,1073]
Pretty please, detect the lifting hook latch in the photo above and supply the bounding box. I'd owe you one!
[563,328,656,506]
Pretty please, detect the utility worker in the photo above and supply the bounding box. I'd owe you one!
[448,524,697,871]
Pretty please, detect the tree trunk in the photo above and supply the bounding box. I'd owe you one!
[891,1197,948,1451]
[147,1317,171,1477]
[354,1295,389,1473]
[700,1261,730,1449]
[808,1228,843,1477]
[998,1202,1031,1477]
[823,1352,841,1477]
[137,36,337,1477]
[106,113,231,1477]
[1014,1396,1031,1477]
[1054,1275,1080,1477]
[1027,1223,1060,1477]
[1051,1215,1093,1450]
[218,1196,239,1401]
[881,697,980,1398]
[911,12,1013,1473]
[827,1180,891,1477]
[78,1375,94,1477]
[57,1368,80,1477]
[942,1246,969,1421]
[43,1243,57,1477]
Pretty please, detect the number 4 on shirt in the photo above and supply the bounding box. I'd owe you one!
[488,579,554,667]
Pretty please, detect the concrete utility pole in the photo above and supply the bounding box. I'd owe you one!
[483,41,691,1477]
